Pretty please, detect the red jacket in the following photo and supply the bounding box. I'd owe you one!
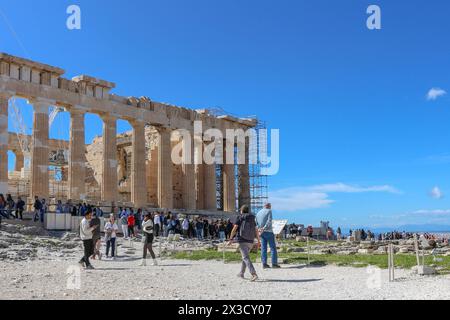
[127,215,135,227]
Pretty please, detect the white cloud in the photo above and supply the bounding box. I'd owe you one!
[430,186,444,199]
[411,209,450,216]
[309,183,401,194]
[427,88,447,101]
[269,183,401,212]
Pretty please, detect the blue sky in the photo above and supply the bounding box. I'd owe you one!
[2,0,450,229]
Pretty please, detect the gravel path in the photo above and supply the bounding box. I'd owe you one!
[2,240,450,300]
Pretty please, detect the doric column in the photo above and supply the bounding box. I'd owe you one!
[0,93,11,195]
[157,128,173,209]
[68,108,86,200]
[223,140,236,212]
[196,163,205,210]
[203,161,217,211]
[182,132,196,210]
[202,137,217,211]
[194,135,205,210]
[131,120,147,208]
[30,100,50,199]
[14,151,24,172]
[101,115,118,202]
[238,139,251,209]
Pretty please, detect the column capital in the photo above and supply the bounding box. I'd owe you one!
[100,113,118,123]
[0,91,14,100]
[156,126,172,134]
[68,105,87,115]
[130,118,146,128]
[28,98,54,114]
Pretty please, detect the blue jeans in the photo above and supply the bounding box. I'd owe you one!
[219,231,226,241]
[196,229,203,240]
[261,232,278,266]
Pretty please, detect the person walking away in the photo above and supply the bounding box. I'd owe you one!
[219,221,226,242]
[307,225,313,238]
[105,216,119,259]
[90,212,102,260]
[336,227,342,240]
[228,205,260,282]
[203,220,210,240]
[140,213,158,266]
[6,194,15,219]
[256,203,280,269]
[135,209,142,232]
[225,220,233,239]
[16,197,25,220]
[40,198,47,223]
[55,200,63,213]
[196,219,204,240]
[120,210,129,239]
[0,194,7,226]
[33,196,42,222]
[127,212,136,238]
[79,211,98,269]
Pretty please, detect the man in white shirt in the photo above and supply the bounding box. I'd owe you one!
[79,211,98,270]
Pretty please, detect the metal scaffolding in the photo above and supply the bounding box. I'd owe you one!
[248,120,269,214]
[209,107,269,214]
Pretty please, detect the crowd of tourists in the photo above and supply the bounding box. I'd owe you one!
[77,202,280,282]
[0,193,26,224]
[2,193,281,282]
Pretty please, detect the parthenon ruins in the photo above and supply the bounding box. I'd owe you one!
[0,53,259,213]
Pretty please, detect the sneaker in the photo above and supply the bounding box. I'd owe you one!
[139,259,147,267]
[85,265,95,270]
[262,264,271,269]
[272,264,281,269]
[250,274,259,282]
[78,260,85,268]
[151,259,158,266]
[237,273,245,279]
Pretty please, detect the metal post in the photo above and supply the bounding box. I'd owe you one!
[388,243,395,282]
[388,243,391,281]
[414,234,420,267]
[222,239,226,264]
[307,236,311,266]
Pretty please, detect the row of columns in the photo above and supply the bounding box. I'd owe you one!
[0,94,251,212]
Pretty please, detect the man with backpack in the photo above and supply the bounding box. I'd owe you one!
[228,205,260,282]
[256,203,280,269]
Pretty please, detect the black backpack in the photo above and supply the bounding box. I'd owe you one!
[239,214,257,241]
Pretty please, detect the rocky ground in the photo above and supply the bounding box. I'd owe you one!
[282,236,450,256]
[2,222,450,300]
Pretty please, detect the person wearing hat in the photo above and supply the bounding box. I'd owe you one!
[140,213,158,266]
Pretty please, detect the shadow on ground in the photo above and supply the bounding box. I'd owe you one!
[260,278,322,283]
